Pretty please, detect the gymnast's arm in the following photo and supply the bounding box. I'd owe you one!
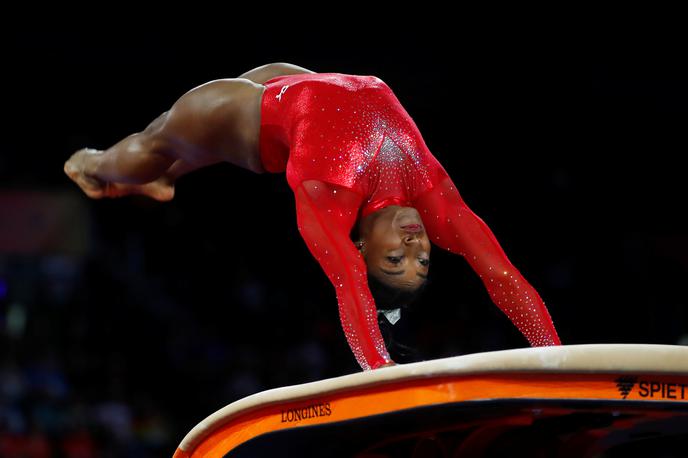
[294,180,394,370]
[413,171,561,346]
[238,62,316,84]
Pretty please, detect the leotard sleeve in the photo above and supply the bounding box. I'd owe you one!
[414,173,561,346]
[294,179,393,370]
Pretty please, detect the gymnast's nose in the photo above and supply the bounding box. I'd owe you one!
[403,233,420,245]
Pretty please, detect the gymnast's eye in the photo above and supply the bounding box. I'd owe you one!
[387,256,402,265]
[418,258,430,267]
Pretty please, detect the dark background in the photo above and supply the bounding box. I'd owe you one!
[1,15,687,457]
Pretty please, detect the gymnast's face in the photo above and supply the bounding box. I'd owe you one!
[357,206,431,291]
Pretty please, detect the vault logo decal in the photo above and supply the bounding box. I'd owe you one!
[615,376,638,399]
[614,376,687,400]
[281,402,332,423]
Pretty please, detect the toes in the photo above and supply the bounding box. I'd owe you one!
[64,162,79,180]
[149,183,174,201]
[157,186,175,201]
[83,187,105,199]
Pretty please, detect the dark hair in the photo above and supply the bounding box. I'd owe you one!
[368,273,428,361]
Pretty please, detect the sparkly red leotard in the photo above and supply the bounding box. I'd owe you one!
[259,73,561,370]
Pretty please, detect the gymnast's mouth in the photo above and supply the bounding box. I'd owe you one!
[394,207,425,233]
[400,224,423,233]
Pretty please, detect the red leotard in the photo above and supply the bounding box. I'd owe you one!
[259,73,561,370]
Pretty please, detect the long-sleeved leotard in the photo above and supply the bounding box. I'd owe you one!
[259,73,560,370]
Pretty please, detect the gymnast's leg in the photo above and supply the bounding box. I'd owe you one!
[64,78,266,200]
[64,110,178,199]
[95,158,201,201]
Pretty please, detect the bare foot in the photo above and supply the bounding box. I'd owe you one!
[64,148,108,199]
[64,148,175,201]
[105,179,175,202]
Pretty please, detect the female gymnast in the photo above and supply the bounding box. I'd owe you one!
[64,62,561,371]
